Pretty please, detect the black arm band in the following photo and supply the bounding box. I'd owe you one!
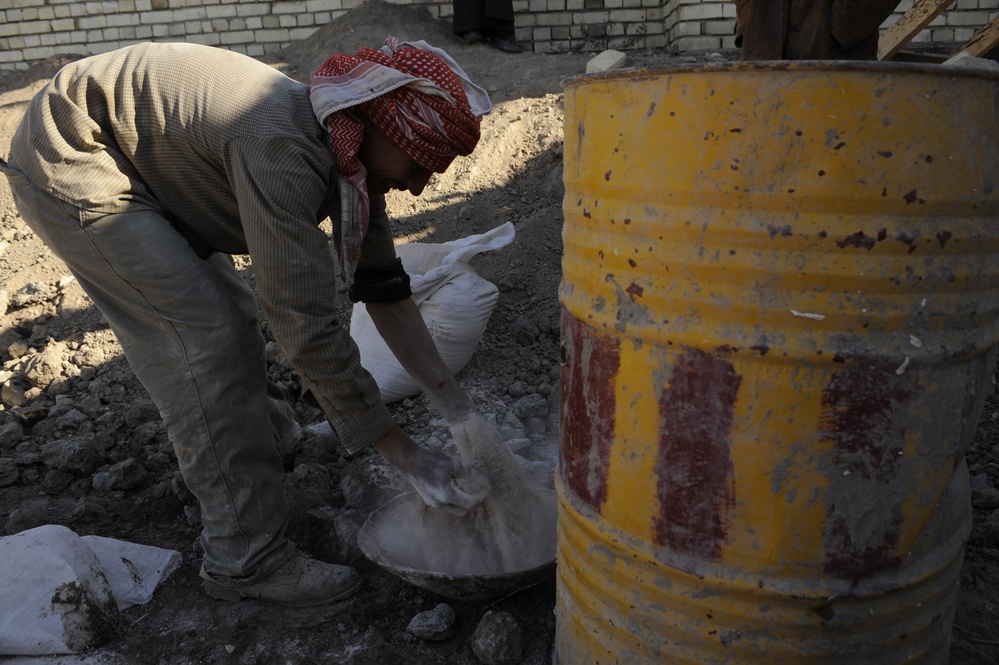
[348,260,412,303]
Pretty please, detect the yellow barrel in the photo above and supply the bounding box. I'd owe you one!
[557,62,999,664]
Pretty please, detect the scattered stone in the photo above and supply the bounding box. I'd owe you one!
[524,417,547,437]
[43,468,75,494]
[980,508,999,548]
[339,454,410,511]
[71,344,106,369]
[170,471,196,505]
[407,603,455,641]
[944,51,999,72]
[0,420,24,449]
[124,399,160,428]
[1,374,32,408]
[10,281,52,309]
[41,434,104,475]
[471,610,524,665]
[95,457,148,492]
[585,49,627,74]
[20,339,70,390]
[284,462,337,512]
[512,317,540,346]
[183,504,201,527]
[7,338,29,359]
[0,457,18,487]
[4,496,107,534]
[972,483,999,510]
[507,381,528,398]
[512,394,548,421]
[10,397,54,425]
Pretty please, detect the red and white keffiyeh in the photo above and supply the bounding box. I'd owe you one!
[310,37,491,279]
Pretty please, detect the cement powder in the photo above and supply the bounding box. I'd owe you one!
[366,413,556,577]
[448,412,556,574]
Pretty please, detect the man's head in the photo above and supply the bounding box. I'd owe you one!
[310,38,491,263]
[311,38,490,184]
[357,123,432,197]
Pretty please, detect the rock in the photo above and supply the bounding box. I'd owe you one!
[132,420,166,447]
[1,374,32,407]
[170,471,196,505]
[284,462,337,512]
[11,397,53,425]
[43,468,75,494]
[10,281,52,308]
[972,483,999,510]
[512,317,540,346]
[124,399,160,428]
[102,457,148,491]
[507,381,529,398]
[71,344,106,369]
[944,51,999,72]
[512,394,548,420]
[183,504,201,527]
[0,456,18,487]
[524,417,547,437]
[56,286,92,317]
[20,339,70,390]
[41,435,104,475]
[472,610,524,665]
[979,508,999,548]
[406,603,455,641]
[4,496,107,534]
[6,338,29,359]
[0,420,24,449]
[585,49,627,74]
[339,455,409,511]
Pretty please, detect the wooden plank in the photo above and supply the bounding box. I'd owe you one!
[959,15,999,58]
[878,0,955,61]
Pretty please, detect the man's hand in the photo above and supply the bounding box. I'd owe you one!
[373,424,489,515]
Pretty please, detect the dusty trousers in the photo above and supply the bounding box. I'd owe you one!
[2,161,298,581]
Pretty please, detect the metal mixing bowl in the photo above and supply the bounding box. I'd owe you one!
[357,489,557,602]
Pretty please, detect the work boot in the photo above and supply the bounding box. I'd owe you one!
[201,550,362,607]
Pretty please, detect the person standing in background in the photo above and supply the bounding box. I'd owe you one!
[453,0,523,54]
[735,0,901,60]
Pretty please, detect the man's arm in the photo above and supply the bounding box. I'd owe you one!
[364,297,476,423]
[364,297,489,513]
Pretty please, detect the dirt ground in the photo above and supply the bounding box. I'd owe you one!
[1,2,998,663]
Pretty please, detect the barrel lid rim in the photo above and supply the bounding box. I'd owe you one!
[560,59,999,89]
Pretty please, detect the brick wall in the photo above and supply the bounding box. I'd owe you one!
[1,0,997,71]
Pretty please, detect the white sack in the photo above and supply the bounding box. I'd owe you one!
[80,534,182,610]
[0,525,180,656]
[350,222,514,404]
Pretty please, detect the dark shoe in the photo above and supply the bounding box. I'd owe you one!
[486,36,523,54]
[201,551,362,607]
[461,30,483,45]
